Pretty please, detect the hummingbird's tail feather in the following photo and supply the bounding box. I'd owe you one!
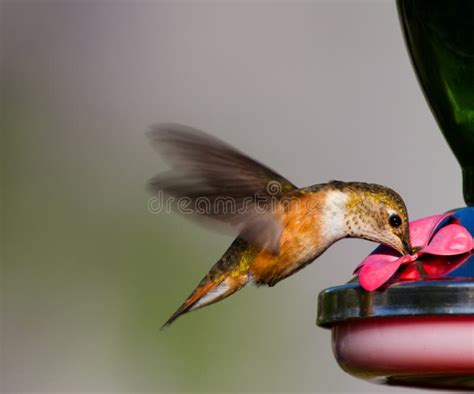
[161,273,248,330]
[161,238,255,329]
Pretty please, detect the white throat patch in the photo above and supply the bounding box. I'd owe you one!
[322,190,348,243]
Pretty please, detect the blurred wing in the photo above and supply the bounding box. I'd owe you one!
[148,124,297,252]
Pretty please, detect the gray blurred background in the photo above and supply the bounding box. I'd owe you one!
[1,1,464,393]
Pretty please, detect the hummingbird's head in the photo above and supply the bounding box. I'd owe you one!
[326,181,412,255]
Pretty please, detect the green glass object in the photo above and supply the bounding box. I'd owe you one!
[398,0,474,206]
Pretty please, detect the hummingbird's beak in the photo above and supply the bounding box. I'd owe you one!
[402,239,413,255]
[400,230,415,255]
[391,234,412,256]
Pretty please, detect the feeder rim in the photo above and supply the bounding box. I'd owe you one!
[317,279,474,328]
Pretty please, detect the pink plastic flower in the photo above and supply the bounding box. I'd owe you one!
[355,213,474,291]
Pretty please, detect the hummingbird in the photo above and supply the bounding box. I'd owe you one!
[149,124,412,328]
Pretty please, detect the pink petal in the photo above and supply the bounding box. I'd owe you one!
[422,224,473,255]
[397,253,471,279]
[399,254,417,264]
[421,253,471,276]
[353,245,398,274]
[409,213,453,249]
[358,254,404,291]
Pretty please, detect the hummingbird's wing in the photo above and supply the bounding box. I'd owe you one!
[148,124,297,253]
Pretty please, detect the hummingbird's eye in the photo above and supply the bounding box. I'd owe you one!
[389,214,402,228]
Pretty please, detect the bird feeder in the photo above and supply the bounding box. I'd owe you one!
[317,0,474,390]
[318,237,474,390]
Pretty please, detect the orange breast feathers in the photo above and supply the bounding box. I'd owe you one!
[249,191,327,286]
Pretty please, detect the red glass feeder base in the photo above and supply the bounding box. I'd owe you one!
[332,316,474,390]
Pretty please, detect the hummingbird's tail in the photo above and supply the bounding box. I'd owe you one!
[161,238,254,329]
